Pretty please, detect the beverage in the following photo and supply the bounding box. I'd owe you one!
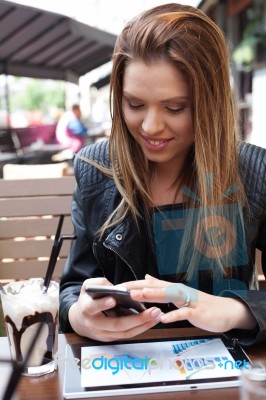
[0,278,59,376]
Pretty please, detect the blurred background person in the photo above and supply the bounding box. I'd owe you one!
[55,104,88,153]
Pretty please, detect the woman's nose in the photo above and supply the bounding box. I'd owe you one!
[142,109,164,135]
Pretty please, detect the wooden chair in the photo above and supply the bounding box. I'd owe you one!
[2,162,70,179]
[0,176,75,282]
[0,129,22,170]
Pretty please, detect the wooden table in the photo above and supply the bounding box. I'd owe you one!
[0,328,265,400]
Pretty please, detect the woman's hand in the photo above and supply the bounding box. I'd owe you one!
[68,277,162,342]
[124,275,257,333]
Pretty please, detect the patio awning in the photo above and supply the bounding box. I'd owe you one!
[91,74,111,89]
[0,0,117,84]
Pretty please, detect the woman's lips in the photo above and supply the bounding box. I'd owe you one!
[141,136,172,151]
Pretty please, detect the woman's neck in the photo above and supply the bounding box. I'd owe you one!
[149,167,184,206]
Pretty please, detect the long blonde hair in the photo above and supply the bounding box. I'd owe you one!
[85,3,246,277]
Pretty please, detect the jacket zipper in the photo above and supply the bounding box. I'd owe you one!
[92,242,106,277]
[102,242,138,280]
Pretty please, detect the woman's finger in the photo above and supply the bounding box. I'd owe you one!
[123,279,152,290]
[81,277,113,293]
[164,283,199,304]
[94,317,161,342]
[124,276,169,290]
[102,307,162,332]
[160,307,193,323]
[131,283,199,306]
[85,296,117,316]
[130,288,165,302]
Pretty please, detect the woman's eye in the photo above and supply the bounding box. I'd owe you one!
[128,103,143,110]
[166,107,185,114]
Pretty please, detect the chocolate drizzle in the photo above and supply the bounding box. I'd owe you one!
[5,311,57,365]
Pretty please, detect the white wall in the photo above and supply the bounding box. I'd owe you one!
[249,68,266,148]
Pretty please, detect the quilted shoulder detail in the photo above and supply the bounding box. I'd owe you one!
[238,141,266,213]
[74,141,113,195]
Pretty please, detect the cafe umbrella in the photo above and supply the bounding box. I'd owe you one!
[0,0,116,127]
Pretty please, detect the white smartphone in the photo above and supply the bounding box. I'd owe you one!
[85,285,146,317]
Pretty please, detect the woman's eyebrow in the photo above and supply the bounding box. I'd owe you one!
[123,92,143,101]
[161,96,190,103]
[123,91,190,103]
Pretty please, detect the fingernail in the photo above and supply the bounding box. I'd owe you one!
[151,308,162,318]
[105,298,115,307]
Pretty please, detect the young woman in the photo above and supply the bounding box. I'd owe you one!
[59,3,266,344]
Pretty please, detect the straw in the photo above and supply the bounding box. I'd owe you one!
[43,215,64,290]
[2,322,45,400]
[43,234,76,291]
[43,219,76,291]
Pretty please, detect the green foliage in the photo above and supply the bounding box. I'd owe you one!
[10,78,65,112]
[233,36,257,67]
[233,14,266,70]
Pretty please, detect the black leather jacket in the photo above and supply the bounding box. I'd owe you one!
[59,140,266,345]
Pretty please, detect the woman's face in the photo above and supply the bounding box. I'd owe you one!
[122,60,194,171]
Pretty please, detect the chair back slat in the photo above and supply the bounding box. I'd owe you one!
[0,239,71,259]
[0,177,74,197]
[0,259,66,281]
[0,216,73,239]
[0,196,73,217]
